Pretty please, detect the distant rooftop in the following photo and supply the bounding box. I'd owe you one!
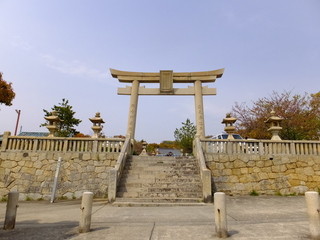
[157,148,182,156]
[18,132,49,137]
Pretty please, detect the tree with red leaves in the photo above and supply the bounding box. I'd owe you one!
[0,72,15,106]
[232,91,320,140]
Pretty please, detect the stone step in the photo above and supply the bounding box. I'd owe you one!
[128,159,197,164]
[114,197,204,203]
[118,186,202,194]
[122,171,199,179]
[120,176,201,184]
[115,155,203,204]
[154,177,201,183]
[124,163,198,170]
[118,182,202,188]
[112,198,206,207]
[131,156,195,161]
[117,191,202,198]
[121,171,200,178]
[124,163,198,169]
[125,167,198,171]
[113,202,206,207]
[119,177,201,185]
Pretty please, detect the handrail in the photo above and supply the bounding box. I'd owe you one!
[194,137,208,172]
[194,136,212,202]
[108,135,132,202]
[114,135,131,179]
[201,139,320,155]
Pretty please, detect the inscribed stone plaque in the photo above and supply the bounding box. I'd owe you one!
[160,70,173,93]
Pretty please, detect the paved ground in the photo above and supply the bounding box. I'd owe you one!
[0,196,312,239]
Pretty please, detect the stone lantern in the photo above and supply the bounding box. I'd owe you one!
[222,113,237,139]
[89,112,105,138]
[45,111,62,137]
[139,140,148,156]
[265,110,283,140]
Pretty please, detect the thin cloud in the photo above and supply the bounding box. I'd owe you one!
[11,35,33,51]
[40,54,106,80]
[10,36,112,84]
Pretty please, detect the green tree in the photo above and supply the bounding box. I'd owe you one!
[0,72,15,106]
[174,119,196,154]
[232,91,320,140]
[132,139,145,155]
[159,140,178,149]
[146,143,159,154]
[41,99,82,137]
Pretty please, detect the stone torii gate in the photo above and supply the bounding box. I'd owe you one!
[110,68,224,139]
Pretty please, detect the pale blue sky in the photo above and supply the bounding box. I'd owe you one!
[0,0,319,143]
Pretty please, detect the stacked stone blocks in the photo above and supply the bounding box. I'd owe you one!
[206,153,320,195]
[0,151,118,200]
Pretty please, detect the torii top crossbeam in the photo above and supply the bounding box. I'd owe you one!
[110,68,224,139]
[110,68,224,83]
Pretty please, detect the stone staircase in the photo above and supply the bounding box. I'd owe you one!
[113,155,205,206]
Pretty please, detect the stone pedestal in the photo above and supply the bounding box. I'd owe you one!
[44,111,62,137]
[139,141,148,156]
[222,113,237,139]
[89,113,105,138]
[265,110,283,141]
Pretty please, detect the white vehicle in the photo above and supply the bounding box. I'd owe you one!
[211,133,259,153]
[213,133,243,140]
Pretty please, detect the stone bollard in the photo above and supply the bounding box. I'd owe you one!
[3,191,19,230]
[214,192,228,238]
[305,191,320,239]
[79,192,94,233]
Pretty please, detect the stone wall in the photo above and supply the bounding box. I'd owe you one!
[205,153,320,195]
[0,151,119,201]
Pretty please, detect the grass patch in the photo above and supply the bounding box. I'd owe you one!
[1,196,8,202]
[287,192,297,196]
[58,196,68,200]
[275,191,282,196]
[275,191,297,197]
[25,196,33,201]
[250,190,259,196]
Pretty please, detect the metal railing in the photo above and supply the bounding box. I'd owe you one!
[201,139,320,155]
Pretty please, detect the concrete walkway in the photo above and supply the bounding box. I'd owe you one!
[0,196,311,239]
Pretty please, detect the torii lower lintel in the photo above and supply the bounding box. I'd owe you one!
[110,68,224,139]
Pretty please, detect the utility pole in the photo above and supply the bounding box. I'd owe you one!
[14,110,21,136]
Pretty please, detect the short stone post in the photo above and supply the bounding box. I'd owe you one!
[3,191,19,230]
[202,169,212,203]
[1,131,11,151]
[305,191,320,239]
[79,192,94,233]
[214,192,228,238]
[108,168,117,202]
